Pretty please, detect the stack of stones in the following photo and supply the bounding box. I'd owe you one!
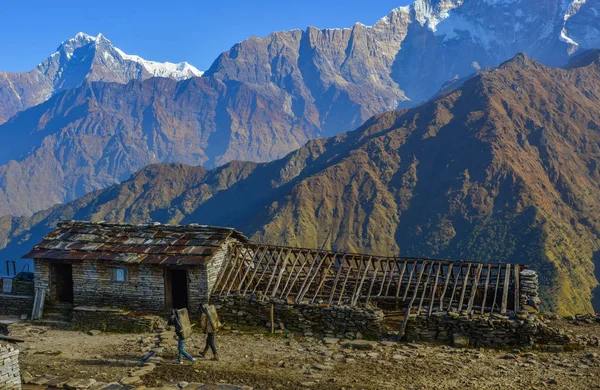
[0,344,21,390]
[0,279,34,316]
[519,269,540,311]
[73,306,164,333]
[213,296,384,339]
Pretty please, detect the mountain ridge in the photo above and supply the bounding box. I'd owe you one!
[2,52,600,314]
[0,32,202,124]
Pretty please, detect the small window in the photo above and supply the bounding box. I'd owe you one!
[110,267,128,282]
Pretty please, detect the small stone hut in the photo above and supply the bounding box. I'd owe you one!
[23,221,248,317]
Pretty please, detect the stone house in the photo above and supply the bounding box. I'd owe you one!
[23,221,248,317]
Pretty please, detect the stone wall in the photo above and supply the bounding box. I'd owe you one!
[405,312,570,348]
[519,269,540,310]
[72,306,165,333]
[0,278,34,316]
[213,296,385,339]
[0,344,21,390]
[34,243,235,317]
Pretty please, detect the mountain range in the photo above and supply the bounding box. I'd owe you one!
[2,51,600,314]
[0,32,202,125]
[1,0,600,218]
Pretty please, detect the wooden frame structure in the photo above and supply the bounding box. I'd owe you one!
[213,243,525,316]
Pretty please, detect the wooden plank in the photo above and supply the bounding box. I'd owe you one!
[417,263,434,316]
[466,263,483,314]
[279,250,303,298]
[395,260,408,298]
[428,262,442,316]
[447,263,463,311]
[377,259,390,297]
[480,264,492,314]
[352,256,373,306]
[271,249,293,297]
[297,249,329,303]
[250,247,279,296]
[264,248,291,298]
[337,255,357,305]
[365,258,381,304]
[384,259,396,297]
[239,246,268,295]
[282,250,311,298]
[514,264,520,313]
[501,264,511,314]
[402,261,416,301]
[491,263,502,312]
[349,256,365,305]
[213,244,238,293]
[397,261,428,339]
[457,263,472,312]
[310,253,338,304]
[438,264,453,311]
[327,255,346,305]
[217,245,241,294]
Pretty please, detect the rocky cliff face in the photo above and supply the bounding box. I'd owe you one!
[3,52,600,314]
[0,32,202,124]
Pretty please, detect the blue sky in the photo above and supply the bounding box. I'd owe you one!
[0,0,410,72]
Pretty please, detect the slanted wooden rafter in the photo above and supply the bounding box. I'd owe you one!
[212,243,527,318]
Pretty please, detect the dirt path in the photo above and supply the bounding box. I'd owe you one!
[8,320,600,390]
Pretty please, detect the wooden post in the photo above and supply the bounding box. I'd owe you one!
[514,264,520,313]
[480,264,492,314]
[240,246,269,295]
[466,263,483,314]
[501,264,511,314]
[395,261,408,298]
[282,250,310,299]
[491,263,502,312]
[428,262,442,316]
[280,250,303,298]
[311,254,337,304]
[365,258,381,305]
[271,249,292,297]
[327,255,346,305]
[439,264,453,312]
[457,263,472,312]
[384,259,395,297]
[264,248,290,298]
[417,263,434,316]
[447,263,463,311]
[352,256,373,306]
[213,244,238,294]
[397,261,428,340]
[337,255,357,305]
[270,303,275,334]
[402,261,416,301]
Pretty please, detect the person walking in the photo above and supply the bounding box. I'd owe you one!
[200,303,221,361]
[168,309,195,365]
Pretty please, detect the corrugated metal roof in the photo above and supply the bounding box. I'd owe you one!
[22,220,248,266]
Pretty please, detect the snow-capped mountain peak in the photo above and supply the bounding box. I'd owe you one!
[49,32,202,80]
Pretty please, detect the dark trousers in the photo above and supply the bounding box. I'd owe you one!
[203,332,217,356]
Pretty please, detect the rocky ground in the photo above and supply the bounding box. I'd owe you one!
[7,317,600,390]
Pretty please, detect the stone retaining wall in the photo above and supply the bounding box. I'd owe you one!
[0,279,34,317]
[213,296,384,339]
[0,344,21,390]
[73,306,165,333]
[405,312,570,348]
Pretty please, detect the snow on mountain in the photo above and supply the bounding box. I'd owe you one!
[51,32,203,80]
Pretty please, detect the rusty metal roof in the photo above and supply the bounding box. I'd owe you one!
[22,220,249,266]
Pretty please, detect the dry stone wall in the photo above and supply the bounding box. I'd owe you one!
[0,279,34,316]
[0,344,21,390]
[213,296,385,339]
[73,306,165,333]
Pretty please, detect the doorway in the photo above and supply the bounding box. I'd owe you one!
[52,263,74,303]
[165,269,189,310]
